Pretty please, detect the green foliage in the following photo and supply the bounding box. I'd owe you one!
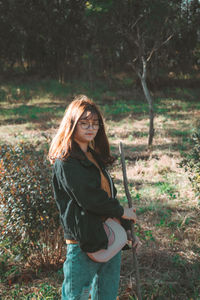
[0,143,64,269]
[27,283,61,299]
[168,129,191,138]
[122,77,135,87]
[1,282,61,299]
[0,79,109,105]
[180,130,200,197]
[154,180,178,200]
[0,88,7,101]
[0,80,68,103]
[103,100,148,116]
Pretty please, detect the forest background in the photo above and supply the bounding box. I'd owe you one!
[0,0,200,299]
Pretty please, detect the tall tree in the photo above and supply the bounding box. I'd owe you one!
[124,0,176,146]
[88,0,179,147]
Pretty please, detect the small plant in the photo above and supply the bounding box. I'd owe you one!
[37,283,61,299]
[0,142,64,270]
[155,180,177,200]
[180,130,200,197]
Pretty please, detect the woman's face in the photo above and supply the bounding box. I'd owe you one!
[74,111,99,145]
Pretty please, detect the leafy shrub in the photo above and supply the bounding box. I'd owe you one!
[0,143,64,270]
[180,130,200,197]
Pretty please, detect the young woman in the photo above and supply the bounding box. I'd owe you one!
[49,95,137,300]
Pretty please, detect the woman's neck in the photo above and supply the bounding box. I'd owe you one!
[75,141,89,153]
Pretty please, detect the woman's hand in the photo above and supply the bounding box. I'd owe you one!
[122,207,137,223]
[127,231,141,252]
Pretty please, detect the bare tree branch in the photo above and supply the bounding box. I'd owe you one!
[146,45,157,62]
[161,33,174,47]
[131,15,144,31]
[147,34,174,62]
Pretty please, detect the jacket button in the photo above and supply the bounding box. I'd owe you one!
[81,211,85,215]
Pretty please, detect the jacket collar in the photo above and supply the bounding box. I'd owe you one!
[79,146,105,170]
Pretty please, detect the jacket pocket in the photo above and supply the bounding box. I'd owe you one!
[73,204,108,252]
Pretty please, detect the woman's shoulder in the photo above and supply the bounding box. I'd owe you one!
[54,155,80,169]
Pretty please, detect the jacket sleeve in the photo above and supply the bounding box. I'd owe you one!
[56,159,124,218]
[120,218,132,231]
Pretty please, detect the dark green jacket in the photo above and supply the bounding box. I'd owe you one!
[52,147,130,252]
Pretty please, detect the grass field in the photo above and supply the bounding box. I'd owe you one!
[0,79,200,299]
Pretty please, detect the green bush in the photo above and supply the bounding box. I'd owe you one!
[0,143,64,270]
[180,130,200,197]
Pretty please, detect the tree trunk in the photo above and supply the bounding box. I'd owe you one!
[140,57,154,147]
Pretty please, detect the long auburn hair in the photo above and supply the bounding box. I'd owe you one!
[48,95,114,165]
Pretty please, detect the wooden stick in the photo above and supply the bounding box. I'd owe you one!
[119,142,142,300]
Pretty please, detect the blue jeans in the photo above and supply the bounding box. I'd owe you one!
[62,244,121,300]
